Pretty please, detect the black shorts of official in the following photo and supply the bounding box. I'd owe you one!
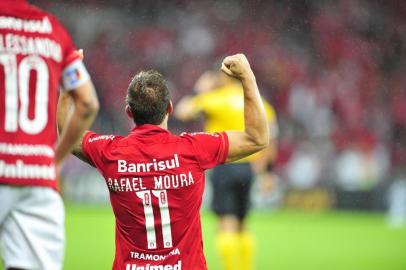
[210,163,254,221]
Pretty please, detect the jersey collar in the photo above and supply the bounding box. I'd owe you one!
[131,124,169,135]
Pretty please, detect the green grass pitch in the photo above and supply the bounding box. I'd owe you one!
[1,206,406,270]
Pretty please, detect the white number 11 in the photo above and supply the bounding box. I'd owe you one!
[136,190,173,249]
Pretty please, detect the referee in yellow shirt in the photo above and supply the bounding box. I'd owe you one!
[176,70,278,270]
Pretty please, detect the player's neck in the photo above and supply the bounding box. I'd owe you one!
[157,115,169,130]
[157,121,168,130]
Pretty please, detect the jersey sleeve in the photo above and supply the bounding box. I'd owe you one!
[58,21,80,69]
[56,19,91,91]
[183,132,229,169]
[82,131,115,168]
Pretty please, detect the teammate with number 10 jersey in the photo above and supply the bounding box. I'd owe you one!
[58,54,269,270]
[0,1,99,269]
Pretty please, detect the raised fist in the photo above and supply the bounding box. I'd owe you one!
[221,53,254,81]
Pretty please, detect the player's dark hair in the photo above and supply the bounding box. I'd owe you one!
[126,70,170,125]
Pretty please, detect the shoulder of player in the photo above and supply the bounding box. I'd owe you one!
[33,9,72,45]
[26,8,73,44]
[4,4,71,44]
[48,14,72,40]
[23,3,59,26]
[84,132,123,145]
[178,131,223,141]
[22,1,43,14]
[4,2,47,20]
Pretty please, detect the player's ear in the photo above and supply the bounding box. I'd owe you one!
[167,101,174,115]
[125,105,133,119]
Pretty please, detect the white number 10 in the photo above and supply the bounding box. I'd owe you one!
[136,190,173,249]
[1,54,49,135]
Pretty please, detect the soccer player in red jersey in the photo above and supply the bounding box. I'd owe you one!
[0,1,99,269]
[58,54,268,270]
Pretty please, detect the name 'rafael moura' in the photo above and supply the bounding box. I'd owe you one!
[107,154,195,192]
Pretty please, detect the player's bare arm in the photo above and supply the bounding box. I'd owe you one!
[56,79,99,165]
[221,54,270,162]
[252,139,278,173]
[252,118,279,174]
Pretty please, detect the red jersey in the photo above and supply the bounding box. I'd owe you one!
[0,0,87,189]
[82,124,229,270]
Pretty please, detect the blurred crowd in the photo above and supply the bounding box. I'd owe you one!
[35,0,406,204]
